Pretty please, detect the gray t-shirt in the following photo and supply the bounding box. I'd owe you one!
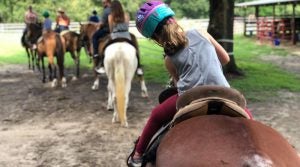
[169,29,230,95]
[101,7,111,31]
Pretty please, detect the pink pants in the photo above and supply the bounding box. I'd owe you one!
[136,94,178,154]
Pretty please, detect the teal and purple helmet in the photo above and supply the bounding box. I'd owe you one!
[136,1,175,38]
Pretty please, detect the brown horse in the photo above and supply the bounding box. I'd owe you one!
[21,22,42,71]
[79,23,98,62]
[140,86,300,167]
[36,30,66,87]
[60,30,82,79]
[156,115,300,167]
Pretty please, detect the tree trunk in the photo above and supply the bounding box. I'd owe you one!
[207,0,243,75]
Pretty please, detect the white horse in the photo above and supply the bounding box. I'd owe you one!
[104,42,148,127]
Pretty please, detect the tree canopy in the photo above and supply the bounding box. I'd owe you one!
[0,0,299,23]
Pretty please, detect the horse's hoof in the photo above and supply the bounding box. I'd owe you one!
[71,76,78,81]
[91,84,99,90]
[62,83,67,88]
[61,78,67,88]
[122,122,129,128]
[51,79,58,87]
[112,117,117,123]
[141,92,149,98]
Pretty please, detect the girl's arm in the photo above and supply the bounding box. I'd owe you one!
[199,30,230,65]
[164,56,178,86]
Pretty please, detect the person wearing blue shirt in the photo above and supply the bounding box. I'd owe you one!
[42,11,52,31]
[89,10,100,23]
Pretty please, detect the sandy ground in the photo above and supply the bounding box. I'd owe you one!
[0,52,300,166]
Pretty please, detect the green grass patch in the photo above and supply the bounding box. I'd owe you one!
[231,35,300,101]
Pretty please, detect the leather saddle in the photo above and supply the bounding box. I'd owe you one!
[172,85,252,126]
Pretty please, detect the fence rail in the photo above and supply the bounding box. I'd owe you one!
[0,19,245,37]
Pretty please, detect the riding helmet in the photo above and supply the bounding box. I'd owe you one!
[43,11,50,18]
[136,1,175,38]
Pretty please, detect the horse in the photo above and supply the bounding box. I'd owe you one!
[79,23,98,62]
[136,86,300,167]
[21,22,42,71]
[104,42,148,127]
[36,30,67,87]
[60,30,82,80]
[79,23,111,90]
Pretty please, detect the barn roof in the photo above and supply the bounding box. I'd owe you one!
[235,0,300,7]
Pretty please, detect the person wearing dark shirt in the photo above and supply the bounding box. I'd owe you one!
[92,0,111,74]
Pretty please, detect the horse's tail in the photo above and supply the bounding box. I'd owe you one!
[21,33,26,47]
[114,48,126,125]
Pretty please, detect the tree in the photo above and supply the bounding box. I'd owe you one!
[208,0,243,75]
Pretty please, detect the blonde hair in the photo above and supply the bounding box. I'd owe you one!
[153,18,187,55]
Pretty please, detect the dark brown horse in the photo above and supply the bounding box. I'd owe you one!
[36,30,66,87]
[140,86,300,167]
[21,22,42,70]
[60,30,82,79]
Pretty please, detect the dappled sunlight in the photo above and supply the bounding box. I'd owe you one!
[0,77,21,83]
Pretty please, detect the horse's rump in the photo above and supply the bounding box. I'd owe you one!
[156,115,300,167]
[61,30,81,52]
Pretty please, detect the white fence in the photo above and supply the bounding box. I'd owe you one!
[0,18,245,37]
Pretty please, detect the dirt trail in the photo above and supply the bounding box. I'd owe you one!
[0,53,300,167]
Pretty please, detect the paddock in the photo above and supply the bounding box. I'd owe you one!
[0,26,300,166]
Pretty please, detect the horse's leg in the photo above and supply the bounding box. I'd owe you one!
[26,48,31,70]
[57,53,66,88]
[70,51,79,80]
[48,63,53,81]
[107,79,114,111]
[86,42,92,63]
[137,75,149,97]
[30,49,35,71]
[91,57,100,90]
[50,63,58,87]
[35,50,41,72]
[76,50,80,78]
[41,56,46,83]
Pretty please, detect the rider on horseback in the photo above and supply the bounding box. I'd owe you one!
[23,5,39,49]
[24,5,38,26]
[92,0,111,74]
[128,1,232,166]
[42,11,52,32]
[94,0,144,75]
[89,10,100,23]
[55,8,70,33]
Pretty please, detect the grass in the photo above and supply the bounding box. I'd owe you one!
[231,35,300,101]
[1,33,300,102]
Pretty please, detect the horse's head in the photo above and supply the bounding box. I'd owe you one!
[79,23,88,41]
